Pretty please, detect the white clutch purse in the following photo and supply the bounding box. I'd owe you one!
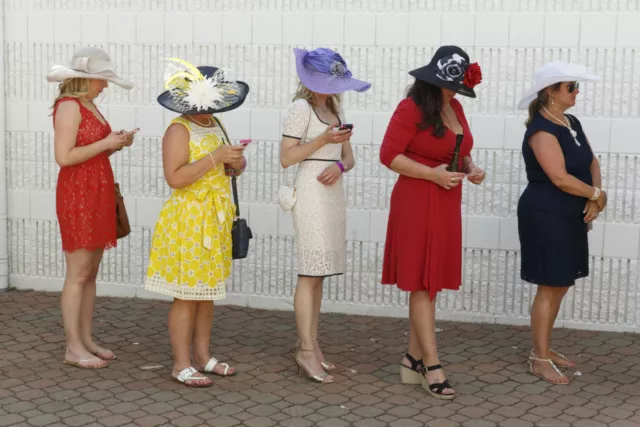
[278,185,297,211]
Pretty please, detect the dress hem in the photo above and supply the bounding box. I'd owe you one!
[62,241,117,253]
[520,273,586,288]
[298,272,344,278]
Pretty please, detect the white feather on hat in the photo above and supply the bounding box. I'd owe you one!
[517,60,600,110]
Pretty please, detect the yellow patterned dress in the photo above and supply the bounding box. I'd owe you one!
[144,117,235,300]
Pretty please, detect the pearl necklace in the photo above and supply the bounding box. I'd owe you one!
[189,116,213,127]
[542,107,580,146]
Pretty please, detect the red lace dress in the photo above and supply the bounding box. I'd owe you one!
[54,98,116,252]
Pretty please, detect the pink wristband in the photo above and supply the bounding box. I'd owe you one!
[336,161,345,173]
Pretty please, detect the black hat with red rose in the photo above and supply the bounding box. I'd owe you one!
[409,45,482,98]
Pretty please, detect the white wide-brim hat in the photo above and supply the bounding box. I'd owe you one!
[517,60,600,109]
[46,46,133,90]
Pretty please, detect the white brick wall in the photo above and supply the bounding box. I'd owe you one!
[3,0,640,332]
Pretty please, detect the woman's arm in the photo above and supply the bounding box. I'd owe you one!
[529,131,602,200]
[281,133,331,168]
[54,101,122,167]
[163,124,245,189]
[341,140,355,172]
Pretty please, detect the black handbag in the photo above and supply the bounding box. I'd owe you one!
[213,116,253,260]
[230,175,252,259]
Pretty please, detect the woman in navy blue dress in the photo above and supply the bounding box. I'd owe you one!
[517,61,606,385]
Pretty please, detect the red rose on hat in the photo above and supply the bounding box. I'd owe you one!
[463,62,482,88]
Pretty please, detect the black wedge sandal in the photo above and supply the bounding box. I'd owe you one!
[399,353,425,385]
[422,364,456,400]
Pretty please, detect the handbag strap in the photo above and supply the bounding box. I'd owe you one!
[212,116,240,218]
[282,101,313,187]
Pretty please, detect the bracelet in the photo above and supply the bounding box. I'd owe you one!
[591,187,600,201]
[336,161,345,173]
[208,152,216,167]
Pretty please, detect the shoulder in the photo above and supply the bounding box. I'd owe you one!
[526,113,557,135]
[170,116,191,129]
[394,97,421,118]
[54,98,80,114]
[166,118,191,139]
[286,98,311,115]
[53,98,81,124]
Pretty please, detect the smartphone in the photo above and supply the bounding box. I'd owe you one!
[239,139,252,146]
[333,124,353,131]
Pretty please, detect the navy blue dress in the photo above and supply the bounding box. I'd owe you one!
[517,112,593,287]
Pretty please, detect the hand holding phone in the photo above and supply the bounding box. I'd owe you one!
[119,128,140,147]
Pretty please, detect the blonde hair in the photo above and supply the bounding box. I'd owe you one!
[293,82,342,118]
[51,78,91,110]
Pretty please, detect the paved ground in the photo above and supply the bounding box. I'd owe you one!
[0,290,639,427]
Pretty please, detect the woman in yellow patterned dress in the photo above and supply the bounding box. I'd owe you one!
[145,60,249,387]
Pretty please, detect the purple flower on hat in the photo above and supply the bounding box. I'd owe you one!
[294,47,371,95]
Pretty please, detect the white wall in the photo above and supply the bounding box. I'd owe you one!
[3,0,640,332]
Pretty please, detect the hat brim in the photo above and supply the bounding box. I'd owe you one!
[517,72,600,110]
[408,67,476,98]
[294,48,371,95]
[46,66,133,90]
[157,66,250,115]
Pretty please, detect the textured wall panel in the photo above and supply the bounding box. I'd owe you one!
[3,0,640,331]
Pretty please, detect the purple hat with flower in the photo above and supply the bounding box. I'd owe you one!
[294,48,371,95]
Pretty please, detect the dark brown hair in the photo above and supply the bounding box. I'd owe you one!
[525,83,563,126]
[406,79,446,138]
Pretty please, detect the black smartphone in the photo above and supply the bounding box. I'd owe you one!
[334,124,353,131]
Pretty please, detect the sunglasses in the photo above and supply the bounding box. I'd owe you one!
[567,82,579,93]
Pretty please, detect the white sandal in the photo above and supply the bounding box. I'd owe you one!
[203,357,235,377]
[528,356,570,385]
[172,367,212,388]
[530,349,576,368]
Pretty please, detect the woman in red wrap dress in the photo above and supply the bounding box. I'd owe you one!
[380,46,485,399]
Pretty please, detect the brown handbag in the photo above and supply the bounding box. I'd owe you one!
[115,183,131,239]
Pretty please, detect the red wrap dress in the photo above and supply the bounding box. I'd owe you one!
[380,97,473,300]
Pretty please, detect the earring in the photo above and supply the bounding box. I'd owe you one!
[551,96,555,105]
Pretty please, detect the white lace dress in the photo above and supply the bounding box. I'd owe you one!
[282,99,346,277]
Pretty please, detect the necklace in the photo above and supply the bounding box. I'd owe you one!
[315,105,329,114]
[189,116,213,127]
[542,107,580,146]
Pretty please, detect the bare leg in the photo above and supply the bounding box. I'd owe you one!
[547,287,574,367]
[169,299,210,386]
[311,279,333,369]
[192,301,235,376]
[62,249,107,368]
[79,250,114,359]
[294,276,332,383]
[530,285,570,384]
[409,291,454,395]
[401,316,423,368]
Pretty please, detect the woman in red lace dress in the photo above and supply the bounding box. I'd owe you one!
[47,47,135,369]
[380,46,485,399]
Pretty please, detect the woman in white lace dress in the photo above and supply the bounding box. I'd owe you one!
[280,48,371,383]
